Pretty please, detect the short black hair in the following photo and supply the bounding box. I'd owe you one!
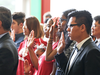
[12,12,25,25]
[94,15,100,24]
[0,6,12,31]
[68,10,93,35]
[63,9,76,31]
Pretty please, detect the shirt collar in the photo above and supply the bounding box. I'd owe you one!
[76,36,91,50]
[96,38,100,46]
[0,32,8,39]
[15,33,24,41]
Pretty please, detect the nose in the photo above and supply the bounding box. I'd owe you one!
[91,26,95,32]
[58,22,61,25]
[58,23,61,28]
[66,27,70,32]
[91,26,94,30]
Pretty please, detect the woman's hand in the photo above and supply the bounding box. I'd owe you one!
[49,18,58,39]
[57,32,66,54]
[10,30,15,41]
[24,59,31,74]
[27,30,35,49]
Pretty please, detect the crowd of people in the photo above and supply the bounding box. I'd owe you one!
[0,6,100,75]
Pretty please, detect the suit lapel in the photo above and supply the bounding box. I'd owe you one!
[66,38,92,74]
[68,49,81,71]
[65,47,76,74]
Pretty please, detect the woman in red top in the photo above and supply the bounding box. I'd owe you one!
[16,16,47,75]
[24,18,59,75]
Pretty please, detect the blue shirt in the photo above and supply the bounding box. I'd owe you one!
[15,33,25,49]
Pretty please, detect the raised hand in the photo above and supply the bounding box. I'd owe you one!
[57,32,66,54]
[49,18,58,39]
[27,30,35,49]
[10,30,15,41]
[24,59,31,74]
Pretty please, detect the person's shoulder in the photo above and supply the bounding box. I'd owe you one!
[84,41,100,53]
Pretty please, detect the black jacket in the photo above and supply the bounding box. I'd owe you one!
[55,38,100,75]
[0,33,18,75]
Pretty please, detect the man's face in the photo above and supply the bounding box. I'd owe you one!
[91,21,100,39]
[67,17,81,42]
[11,20,20,34]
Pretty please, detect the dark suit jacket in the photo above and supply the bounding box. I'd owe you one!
[0,33,18,75]
[55,38,100,75]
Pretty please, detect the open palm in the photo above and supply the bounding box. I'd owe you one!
[57,32,66,54]
[24,59,31,74]
[27,30,35,49]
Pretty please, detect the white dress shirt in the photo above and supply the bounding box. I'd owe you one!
[69,36,91,70]
[96,38,100,46]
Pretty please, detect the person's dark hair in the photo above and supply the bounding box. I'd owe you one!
[12,12,25,25]
[26,16,44,38]
[63,9,76,18]
[46,14,52,18]
[94,15,100,24]
[44,18,49,23]
[0,6,12,31]
[68,10,93,34]
[63,9,76,31]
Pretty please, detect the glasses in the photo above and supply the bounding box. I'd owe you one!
[67,24,82,28]
[59,18,67,22]
[92,25,100,27]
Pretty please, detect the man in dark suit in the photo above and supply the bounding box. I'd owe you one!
[55,10,100,75]
[0,6,18,75]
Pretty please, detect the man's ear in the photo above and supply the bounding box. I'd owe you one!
[0,21,2,28]
[80,24,86,32]
[19,23,23,28]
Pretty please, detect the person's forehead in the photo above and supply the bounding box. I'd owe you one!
[13,20,17,22]
[61,14,66,19]
[94,20,99,25]
[68,17,76,25]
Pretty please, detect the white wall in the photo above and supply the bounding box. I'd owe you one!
[50,0,100,18]
[15,0,31,18]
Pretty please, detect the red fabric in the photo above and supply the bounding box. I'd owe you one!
[53,40,59,50]
[34,41,59,75]
[16,38,47,75]
[36,52,53,75]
